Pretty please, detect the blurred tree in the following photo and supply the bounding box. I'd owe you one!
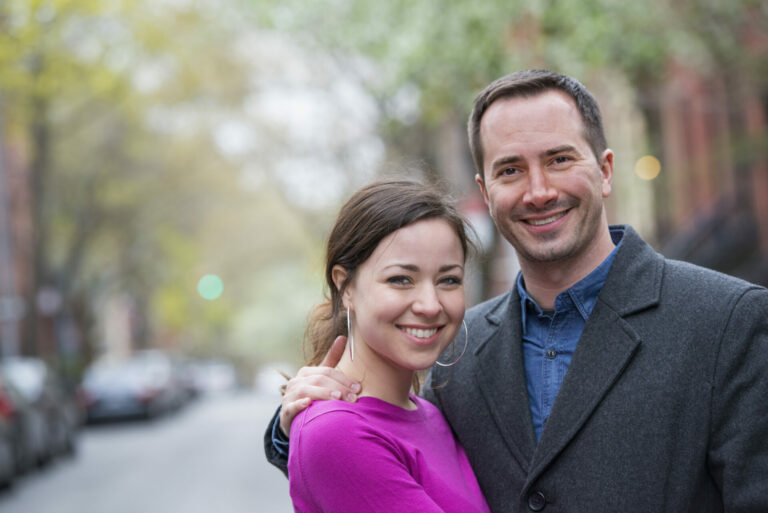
[1,0,764,377]
[247,0,768,288]
[0,0,332,373]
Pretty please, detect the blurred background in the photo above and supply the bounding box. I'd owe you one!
[0,0,765,511]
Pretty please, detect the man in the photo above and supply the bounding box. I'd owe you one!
[265,70,768,512]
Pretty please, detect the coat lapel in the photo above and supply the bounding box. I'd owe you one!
[473,290,538,470]
[527,304,641,479]
[526,226,664,481]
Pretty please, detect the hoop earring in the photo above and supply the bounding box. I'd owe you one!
[346,306,355,361]
[435,320,468,367]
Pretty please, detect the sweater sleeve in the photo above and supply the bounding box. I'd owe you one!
[289,408,447,513]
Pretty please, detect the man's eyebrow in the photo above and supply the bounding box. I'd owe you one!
[543,145,579,157]
[491,146,580,168]
[490,154,523,168]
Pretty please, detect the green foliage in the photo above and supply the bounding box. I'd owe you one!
[0,0,331,367]
[2,0,763,370]
[248,0,765,124]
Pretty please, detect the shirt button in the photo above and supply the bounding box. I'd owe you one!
[528,490,547,511]
[545,349,557,359]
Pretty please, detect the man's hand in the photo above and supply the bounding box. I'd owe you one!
[279,336,361,437]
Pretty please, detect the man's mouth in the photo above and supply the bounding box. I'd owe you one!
[524,211,567,226]
[401,327,439,339]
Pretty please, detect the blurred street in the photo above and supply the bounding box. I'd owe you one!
[0,390,292,513]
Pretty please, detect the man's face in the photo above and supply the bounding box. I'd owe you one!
[476,90,613,270]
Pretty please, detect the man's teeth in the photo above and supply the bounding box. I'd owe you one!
[527,212,566,226]
[403,327,438,338]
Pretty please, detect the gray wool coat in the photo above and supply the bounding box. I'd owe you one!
[424,225,768,513]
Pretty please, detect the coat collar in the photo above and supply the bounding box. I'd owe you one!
[598,224,664,316]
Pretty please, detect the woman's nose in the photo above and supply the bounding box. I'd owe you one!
[412,285,442,317]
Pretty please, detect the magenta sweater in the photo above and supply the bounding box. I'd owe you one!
[288,395,491,513]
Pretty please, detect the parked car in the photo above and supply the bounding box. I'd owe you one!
[0,357,79,462]
[80,350,187,422]
[0,372,18,488]
[0,364,48,476]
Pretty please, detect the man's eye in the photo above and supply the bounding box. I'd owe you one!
[552,155,571,165]
[499,167,519,176]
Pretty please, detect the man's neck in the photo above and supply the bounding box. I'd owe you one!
[519,229,617,309]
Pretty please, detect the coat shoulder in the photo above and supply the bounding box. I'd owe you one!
[662,258,764,301]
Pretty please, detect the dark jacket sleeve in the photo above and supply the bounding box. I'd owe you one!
[263,406,289,477]
[708,287,768,511]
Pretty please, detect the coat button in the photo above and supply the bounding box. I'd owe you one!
[528,490,546,511]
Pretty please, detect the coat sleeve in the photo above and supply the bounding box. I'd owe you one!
[708,287,768,511]
[263,406,289,477]
[289,409,447,513]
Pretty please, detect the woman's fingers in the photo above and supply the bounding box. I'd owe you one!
[320,336,347,367]
[277,342,362,438]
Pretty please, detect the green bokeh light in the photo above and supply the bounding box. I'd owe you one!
[198,274,224,300]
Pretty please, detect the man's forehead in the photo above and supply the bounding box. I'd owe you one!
[479,91,594,168]
[482,90,580,124]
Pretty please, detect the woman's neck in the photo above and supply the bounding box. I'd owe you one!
[337,351,416,410]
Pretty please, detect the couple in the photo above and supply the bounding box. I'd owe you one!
[266,70,768,512]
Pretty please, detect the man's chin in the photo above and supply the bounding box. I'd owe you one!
[514,238,577,265]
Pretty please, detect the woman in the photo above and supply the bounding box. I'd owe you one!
[288,180,490,513]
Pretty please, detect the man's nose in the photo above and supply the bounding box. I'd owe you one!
[522,167,557,207]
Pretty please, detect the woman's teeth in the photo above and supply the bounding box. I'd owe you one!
[402,327,438,338]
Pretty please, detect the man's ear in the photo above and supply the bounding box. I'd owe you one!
[475,173,490,207]
[331,265,349,304]
[599,149,614,198]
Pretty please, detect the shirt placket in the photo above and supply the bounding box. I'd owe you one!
[542,312,561,418]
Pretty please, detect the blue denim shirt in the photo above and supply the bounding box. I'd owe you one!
[518,227,624,441]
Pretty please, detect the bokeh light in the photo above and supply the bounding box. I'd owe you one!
[635,155,662,181]
[197,274,224,300]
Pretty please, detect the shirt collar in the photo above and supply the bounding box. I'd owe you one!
[517,226,625,322]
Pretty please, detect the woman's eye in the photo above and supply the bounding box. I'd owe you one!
[387,276,412,286]
[440,276,463,286]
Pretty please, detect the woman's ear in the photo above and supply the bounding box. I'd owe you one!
[331,265,349,305]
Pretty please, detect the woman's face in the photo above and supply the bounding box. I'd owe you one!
[343,218,466,374]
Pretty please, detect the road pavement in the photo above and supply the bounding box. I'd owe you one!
[0,390,293,513]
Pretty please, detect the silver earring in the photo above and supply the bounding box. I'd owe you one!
[435,320,468,367]
[346,306,355,361]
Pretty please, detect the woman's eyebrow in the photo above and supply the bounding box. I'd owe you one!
[383,263,463,272]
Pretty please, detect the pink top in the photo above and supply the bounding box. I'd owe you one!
[288,395,491,513]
